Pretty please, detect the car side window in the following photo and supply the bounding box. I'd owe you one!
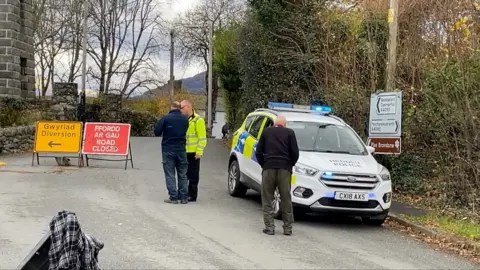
[264,118,274,129]
[249,116,265,139]
[244,115,256,131]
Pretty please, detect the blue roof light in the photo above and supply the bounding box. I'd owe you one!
[267,102,293,109]
[267,102,332,114]
[312,105,332,113]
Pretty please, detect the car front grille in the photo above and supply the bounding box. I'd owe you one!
[318,198,379,209]
[320,172,379,190]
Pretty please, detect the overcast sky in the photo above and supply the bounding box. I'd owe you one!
[160,0,204,79]
[43,0,204,96]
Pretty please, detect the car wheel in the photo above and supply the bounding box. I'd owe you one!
[273,188,282,220]
[362,212,388,226]
[228,160,248,197]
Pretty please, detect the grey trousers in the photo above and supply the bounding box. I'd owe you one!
[261,168,293,231]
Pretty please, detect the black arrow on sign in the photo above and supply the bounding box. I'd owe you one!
[48,141,61,147]
[376,97,381,113]
[395,120,399,132]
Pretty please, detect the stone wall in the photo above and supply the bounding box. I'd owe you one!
[100,94,122,122]
[0,125,34,154]
[47,82,78,121]
[0,0,36,98]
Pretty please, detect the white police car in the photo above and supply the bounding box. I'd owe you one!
[227,102,392,225]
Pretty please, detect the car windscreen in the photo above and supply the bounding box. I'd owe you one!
[286,121,367,155]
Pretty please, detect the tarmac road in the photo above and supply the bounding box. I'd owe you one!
[0,138,477,269]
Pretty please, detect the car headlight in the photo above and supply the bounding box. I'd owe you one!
[379,167,391,181]
[294,163,319,176]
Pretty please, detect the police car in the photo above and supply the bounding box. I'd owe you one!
[227,102,392,225]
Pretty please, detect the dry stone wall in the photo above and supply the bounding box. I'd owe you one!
[0,125,34,154]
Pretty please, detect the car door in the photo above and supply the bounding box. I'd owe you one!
[232,115,256,172]
[243,115,266,179]
[250,116,275,182]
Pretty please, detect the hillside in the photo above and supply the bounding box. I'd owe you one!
[182,71,206,93]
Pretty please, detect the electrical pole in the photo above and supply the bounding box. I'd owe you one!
[169,30,175,106]
[81,0,88,101]
[206,23,214,136]
[386,0,398,92]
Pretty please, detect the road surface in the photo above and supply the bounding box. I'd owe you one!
[0,138,477,269]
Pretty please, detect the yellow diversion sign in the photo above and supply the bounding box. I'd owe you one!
[34,121,83,153]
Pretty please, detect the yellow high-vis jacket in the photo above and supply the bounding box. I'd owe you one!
[186,112,207,155]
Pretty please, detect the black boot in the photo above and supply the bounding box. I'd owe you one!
[262,228,275,235]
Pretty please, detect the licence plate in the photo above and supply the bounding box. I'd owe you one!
[334,191,368,201]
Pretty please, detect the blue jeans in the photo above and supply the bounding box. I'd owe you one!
[162,151,188,201]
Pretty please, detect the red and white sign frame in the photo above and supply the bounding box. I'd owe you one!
[81,122,131,156]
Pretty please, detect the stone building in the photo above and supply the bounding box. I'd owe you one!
[0,0,35,98]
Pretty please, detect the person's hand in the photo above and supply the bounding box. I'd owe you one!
[195,154,201,159]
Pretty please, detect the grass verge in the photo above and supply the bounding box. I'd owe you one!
[402,213,480,242]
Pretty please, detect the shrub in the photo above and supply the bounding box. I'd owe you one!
[156,91,192,116]
[0,97,31,127]
[120,109,158,137]
[125,99,158,115]
[0,97,25,127]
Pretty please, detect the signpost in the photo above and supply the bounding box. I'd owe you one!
[368,91,402,154]
[32,121,83,166]
[81,123,133,169]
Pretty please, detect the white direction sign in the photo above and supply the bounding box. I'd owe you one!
[369,91,402,137]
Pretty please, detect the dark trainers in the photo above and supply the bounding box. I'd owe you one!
[164,199,178,204]
[180,200,188,204]
[283,230,292,236]
[188,197,197,202]
[262,228,275,235]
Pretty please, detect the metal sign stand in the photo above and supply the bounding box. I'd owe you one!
[84,143,134,170]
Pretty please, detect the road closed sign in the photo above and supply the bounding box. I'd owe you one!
[82,123,131,156]
[34,121,83,153]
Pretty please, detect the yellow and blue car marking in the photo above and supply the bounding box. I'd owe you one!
[233,131,259,164]
[233,131,248,153]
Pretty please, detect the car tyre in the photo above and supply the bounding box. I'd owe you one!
[228,160,248,197]
[362,212,388,226]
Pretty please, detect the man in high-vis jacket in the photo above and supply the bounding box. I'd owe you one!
[180,100,207,202]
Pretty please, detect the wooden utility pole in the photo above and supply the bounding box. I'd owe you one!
[169,30,175,106]
[206,23,214,136]
[386,0,399,91]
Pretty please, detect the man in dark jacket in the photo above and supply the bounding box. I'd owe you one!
[154,101,189,204]
[221,123,228,139]
[255,115,299,236]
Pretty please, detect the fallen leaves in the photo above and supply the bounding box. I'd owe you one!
[386,217,480,264]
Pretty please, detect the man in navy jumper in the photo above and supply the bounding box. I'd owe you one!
[154,101,189,204]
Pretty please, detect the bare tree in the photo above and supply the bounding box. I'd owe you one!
[86,0,163,97]
[173,0,244,66]
[32,0,69,96]
[53,0,85,83]
[172,0,245,131]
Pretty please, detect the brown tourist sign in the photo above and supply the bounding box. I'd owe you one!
[367,137,401,154]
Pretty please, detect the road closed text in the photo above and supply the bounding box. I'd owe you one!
[82,123,131,156]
